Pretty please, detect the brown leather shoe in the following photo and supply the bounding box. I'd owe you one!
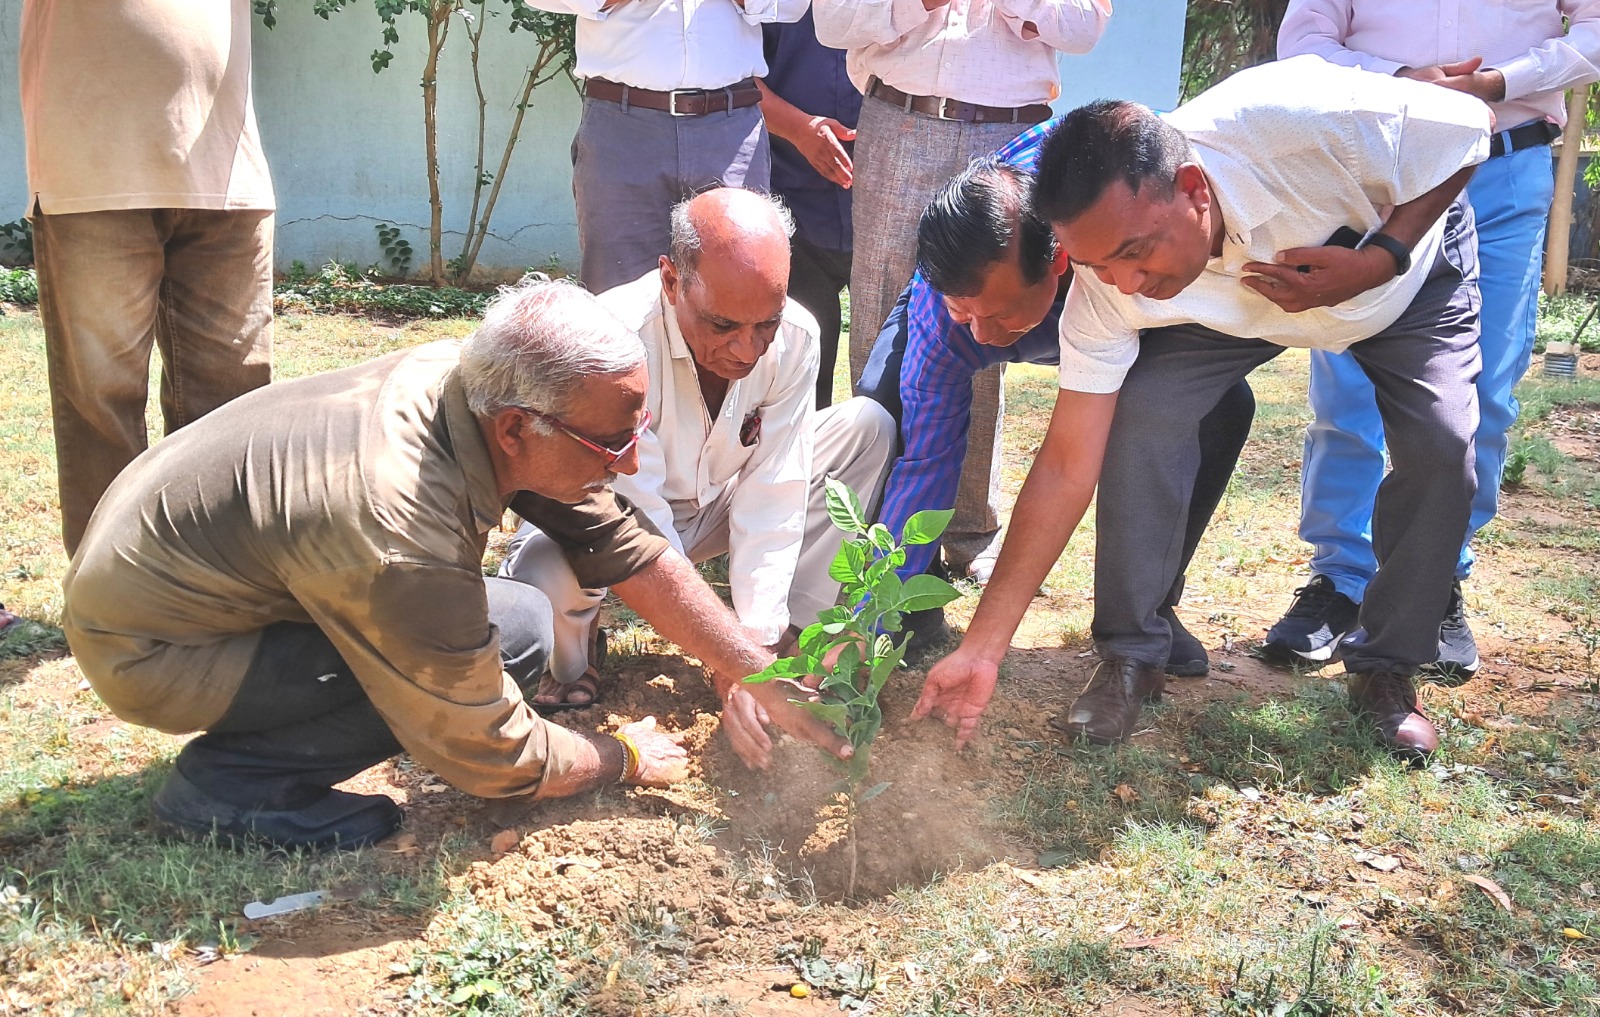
[1051,656,1165,745]
[1346,671,1439,760]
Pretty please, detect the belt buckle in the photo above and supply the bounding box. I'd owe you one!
[668,90,694,117]
[935,97,959,121]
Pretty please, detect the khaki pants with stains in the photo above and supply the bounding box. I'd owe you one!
[34,207,274,555]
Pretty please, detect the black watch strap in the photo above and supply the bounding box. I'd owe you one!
[1362,232,1411,275]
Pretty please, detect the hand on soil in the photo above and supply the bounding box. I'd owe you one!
[619,716,690,787]
[911,649,1000,750]
[724,679,852,769]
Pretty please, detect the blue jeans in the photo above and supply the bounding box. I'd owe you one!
[1299,142,1551,602]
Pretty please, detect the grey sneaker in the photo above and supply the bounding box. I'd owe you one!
[1427,580,1480,683]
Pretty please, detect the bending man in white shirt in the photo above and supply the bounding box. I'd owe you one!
[913,59,1490,761]
[503,188,895,709]
[1267,0,1600,677]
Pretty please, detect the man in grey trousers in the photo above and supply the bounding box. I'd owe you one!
[526,0,804,291]
[912,58,1491,761]
[812,0,1110,581]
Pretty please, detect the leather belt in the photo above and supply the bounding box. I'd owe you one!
[582,77,761,116]
[867,76,1052,125]
[1488,119,1561,159]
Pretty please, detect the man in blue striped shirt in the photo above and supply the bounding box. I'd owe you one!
[858,125,1254,673]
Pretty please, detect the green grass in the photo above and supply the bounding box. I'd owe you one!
[2,300,1599,1015]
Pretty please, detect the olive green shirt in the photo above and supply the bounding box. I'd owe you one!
[62,341,670,798]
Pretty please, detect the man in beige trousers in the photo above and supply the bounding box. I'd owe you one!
[20,0,275,555]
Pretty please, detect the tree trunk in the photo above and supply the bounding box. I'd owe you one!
[421,3,452,287]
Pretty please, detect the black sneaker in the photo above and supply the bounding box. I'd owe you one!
[151,768,402,852]
[1428,579,1480,683]
[1160,605,1209,677]
[1263,575,1360,664]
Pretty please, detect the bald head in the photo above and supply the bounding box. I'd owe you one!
[668,188,794,288]
[659,188,796,382]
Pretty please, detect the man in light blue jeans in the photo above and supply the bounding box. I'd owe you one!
[1269,1,1600,677]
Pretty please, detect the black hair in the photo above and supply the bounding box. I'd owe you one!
[1033,99,1191,226]
[915,158,1058,298]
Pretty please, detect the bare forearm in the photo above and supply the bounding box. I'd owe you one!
[534,733,623,799]
[963,460,1094,661]
[962,388,1115,662]
[1381,167,1475,249]
[613,550,772,694]
[756,78,808,146]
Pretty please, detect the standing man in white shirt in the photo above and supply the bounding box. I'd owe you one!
[527,0,806,291]
[501,189,895,708]
[912,59,1491,760]
[21,0,276,557]
[1269,1,1600,678]
[813,0,1109,582]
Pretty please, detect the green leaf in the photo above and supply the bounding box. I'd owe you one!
[745,656,802,684]
[828,539,862,583]
[794,700,850,735]
[867,523,896,555]
[899,573,961,612]
[824,478,867,535]
[858,780,892,802]
[870,570,903,612]
[902,508,955,545]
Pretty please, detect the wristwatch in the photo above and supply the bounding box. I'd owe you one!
[1361,232,1411,276]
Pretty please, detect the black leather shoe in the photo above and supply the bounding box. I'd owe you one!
[1346,671,1439,761]
[151,768,403,852]
[904,605,953,660]
[1051,656,1165,745]
[1161,606,1209,677]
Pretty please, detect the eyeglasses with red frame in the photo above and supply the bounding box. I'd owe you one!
[519,406,652,469]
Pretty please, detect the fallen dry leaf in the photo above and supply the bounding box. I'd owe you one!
[1357,852,1401,872]
[1561,927,1586,940]
[1112,784,1140,805]
[490,829,520,855]
[1462,874,1512,911]
[1579,882,1596,899]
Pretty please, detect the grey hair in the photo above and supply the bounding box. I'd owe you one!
[458,275,645,421]
[668,190,796,278]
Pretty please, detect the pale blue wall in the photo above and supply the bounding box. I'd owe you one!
[0,2,1185,273]
[1057,1,1186,114]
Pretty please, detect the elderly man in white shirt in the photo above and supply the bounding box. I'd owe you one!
[525,0,805,290]
[813,0,1109,585]
[912,58,1491,761]
[502,188,895,709]
[1268,0,1600,678]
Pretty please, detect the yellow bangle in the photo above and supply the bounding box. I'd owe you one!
[613,732,642,784]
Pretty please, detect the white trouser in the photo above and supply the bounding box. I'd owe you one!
[500,398,895,683]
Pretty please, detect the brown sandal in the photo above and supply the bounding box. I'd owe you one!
[530,626,606,715]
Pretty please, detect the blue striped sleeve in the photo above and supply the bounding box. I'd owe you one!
[880,281,989,581]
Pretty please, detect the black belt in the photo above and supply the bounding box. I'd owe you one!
[1488,120,1560,159]
[866,76,1052,126]
[583,77,761,116]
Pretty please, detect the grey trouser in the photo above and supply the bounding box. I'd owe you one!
[502,398,895,680]
[35,207,274,555]
[1094,203,1481,676]
[173,579,553,807]
[571,96,770,291]
[848,94,1030,562]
